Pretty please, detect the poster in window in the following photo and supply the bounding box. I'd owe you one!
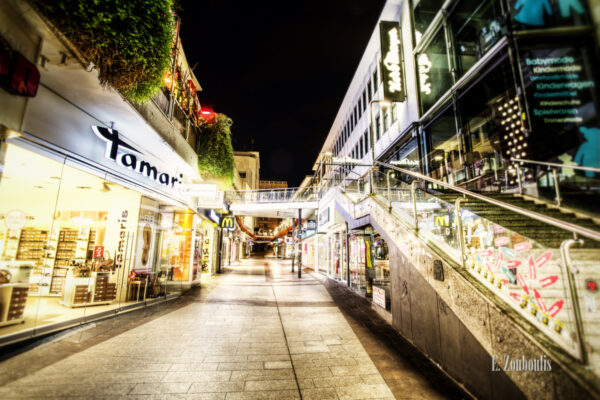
[519,40,599,169]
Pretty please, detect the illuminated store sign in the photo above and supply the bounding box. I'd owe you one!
[390,158,419,167]
[379,21,405,102]
[221,216,235,230]
[92,126,184,189]
[415,31,432,95]
[519,43,599,167]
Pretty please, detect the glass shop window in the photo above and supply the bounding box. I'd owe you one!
[456,59,523,190]
[393,137,421,176]
[417,29,454,114]
[412,0,444,40]
[423,105,462,184]
[449,0,504,78]
[510,0,589,31]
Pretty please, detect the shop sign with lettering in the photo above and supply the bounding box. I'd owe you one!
[519,43,599,168]
[221,216,235,230]
[379,21,405,102]
[93,126,185,190]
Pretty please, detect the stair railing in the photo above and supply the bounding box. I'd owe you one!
[511,157,600,207]
[375,159,599,363]
[376,160,600,243]
[560,239,586,362]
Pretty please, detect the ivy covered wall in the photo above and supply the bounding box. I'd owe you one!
[30,0,174,103]
[196,114,235,189]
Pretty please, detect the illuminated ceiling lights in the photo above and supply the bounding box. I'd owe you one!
[498,95,528,185]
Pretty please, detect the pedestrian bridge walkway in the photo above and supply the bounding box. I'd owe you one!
[225,188,319,218]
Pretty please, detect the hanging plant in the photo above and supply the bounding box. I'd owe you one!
[30,0,175,103]
[196,114,235,189]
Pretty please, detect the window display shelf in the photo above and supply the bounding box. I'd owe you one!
[59,272,117,308]
[0,283,29,327]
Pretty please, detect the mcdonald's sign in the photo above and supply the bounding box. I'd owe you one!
[221,215,235,230]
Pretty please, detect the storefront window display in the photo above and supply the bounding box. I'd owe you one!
[422,105,462,185]
[349,228,389,306]
[372,235,391,312]
[317,234,328,273]
[456,58,523,190]
[0,143,192,342]
[329,231,346,282]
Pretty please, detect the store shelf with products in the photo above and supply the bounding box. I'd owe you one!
[0,284,29,328]
[59,271,117,308]
[26,227,97,297]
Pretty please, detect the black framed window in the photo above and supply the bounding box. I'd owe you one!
[422,105,461,183]
[372,69,378,95]
[360,137,364,158]
[362,91,367,112]
[364,129,370,151]
[449,0,504,78]
[383,108,389,132]
[391,104,398,123]
[417,28,453,114]
[367,80,372,102]
[456,57,519,185]
[412,0,444,39]
[375,115,381,141]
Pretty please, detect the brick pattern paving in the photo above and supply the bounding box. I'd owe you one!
[0,257,463,399]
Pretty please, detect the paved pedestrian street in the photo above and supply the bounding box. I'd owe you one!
[0,258,466,399]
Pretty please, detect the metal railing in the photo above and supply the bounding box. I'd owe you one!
[512,157,600,207]
[361,160,600,362]
[376,161,600,243]
[225,187,319,204]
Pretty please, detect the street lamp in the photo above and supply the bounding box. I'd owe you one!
[368,99,391,193]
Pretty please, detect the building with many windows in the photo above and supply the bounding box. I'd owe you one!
[319,0,599,212]
[311,0,600,397]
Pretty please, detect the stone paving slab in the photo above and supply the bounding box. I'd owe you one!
[0,257,466,399]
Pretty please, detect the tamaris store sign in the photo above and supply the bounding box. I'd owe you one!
[92,126,185,190]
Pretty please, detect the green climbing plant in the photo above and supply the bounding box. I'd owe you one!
[30,0,174,103]
[196,114,235,189]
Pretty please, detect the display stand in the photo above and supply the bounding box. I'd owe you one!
[59,272,116,308]
[0,283,29,327]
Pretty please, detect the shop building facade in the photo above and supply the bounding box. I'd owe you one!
[0,2,219,345]
[321,0,599,210]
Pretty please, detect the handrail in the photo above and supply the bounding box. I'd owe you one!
[511,157,600,173]
[375,160,600,242]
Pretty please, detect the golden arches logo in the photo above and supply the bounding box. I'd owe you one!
[221,216,235,229]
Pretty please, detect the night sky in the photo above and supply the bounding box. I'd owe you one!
[178,0,385,187]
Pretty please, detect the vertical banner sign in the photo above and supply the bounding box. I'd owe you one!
[379,21,405,102]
